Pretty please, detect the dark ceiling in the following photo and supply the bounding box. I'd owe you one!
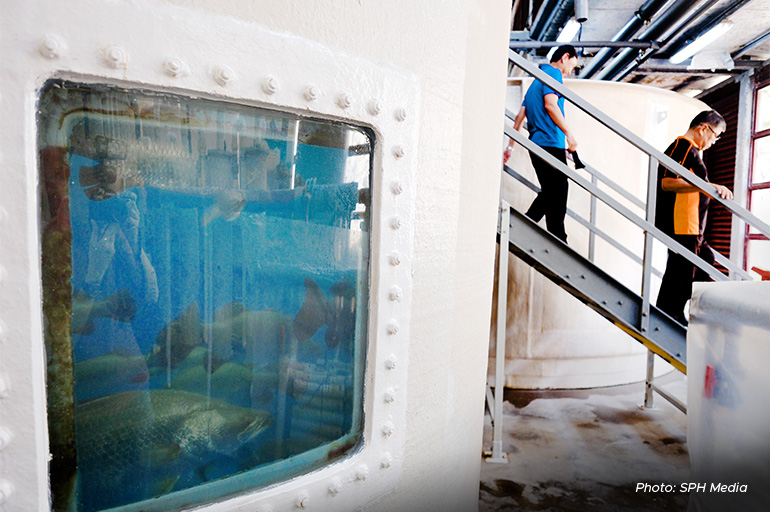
[510,0,770,96]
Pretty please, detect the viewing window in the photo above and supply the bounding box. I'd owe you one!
[38,81,371,512]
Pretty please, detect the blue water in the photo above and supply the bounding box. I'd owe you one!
[64,144,367,511]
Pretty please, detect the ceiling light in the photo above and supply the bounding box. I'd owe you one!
[547,20,582,60]
[670,21,734,65]
[557,20,582,43]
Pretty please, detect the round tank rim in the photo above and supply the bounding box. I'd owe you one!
[507,76,708,108]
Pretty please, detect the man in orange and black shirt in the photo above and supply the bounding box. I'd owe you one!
[655,110,733,325]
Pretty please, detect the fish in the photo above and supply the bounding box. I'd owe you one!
[202,189,247,226]
[74,389,272,512]
[72,288,136,335]
[146,277,330,374]
[208,277,329,367]
[73,353,149,403]
[147,302,204,369]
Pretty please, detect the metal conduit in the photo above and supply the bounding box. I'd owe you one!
[617,0,756,81]
[732,28,770,59]
[580,0,670,79]
[529,0,566,40]
[663,0,756,62]
[593,0,710,81]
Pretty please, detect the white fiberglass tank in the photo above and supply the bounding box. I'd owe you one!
[687,282,770,512]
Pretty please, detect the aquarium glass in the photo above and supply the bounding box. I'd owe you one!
[38,81,371,512]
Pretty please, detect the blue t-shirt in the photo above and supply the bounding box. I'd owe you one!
[523,64,566,149]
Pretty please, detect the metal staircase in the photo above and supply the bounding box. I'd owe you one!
[485,50,770,463]
[501,206,687,372]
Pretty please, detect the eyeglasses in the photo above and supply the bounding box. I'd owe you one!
[704,124,721,141]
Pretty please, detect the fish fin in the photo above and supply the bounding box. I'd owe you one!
[292,277,328,342]
[201,205,220,226]
[72,319,96,335]
[151,475,180,496]
[148,443,183,465]
[106,288,136,322]
[213,301,247,322]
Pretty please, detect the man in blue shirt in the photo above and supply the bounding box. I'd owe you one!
[511,45,579,243]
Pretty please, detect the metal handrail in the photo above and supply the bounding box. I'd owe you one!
[505,109,646,212]
[507,127,730,283]
[505,125,752,281]
[504,163,663,279]
[509,49,770,240]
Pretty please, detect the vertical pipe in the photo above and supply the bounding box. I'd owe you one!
[731,71,754,275]
[645,350,655,408]
[588,174,597,262]
[290,120,300,189]
[489,201,511,464]
[643,157,659,407]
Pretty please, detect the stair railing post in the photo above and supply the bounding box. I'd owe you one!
[589,173,597,263]
[643,157,658,408]
[487,200,511,463]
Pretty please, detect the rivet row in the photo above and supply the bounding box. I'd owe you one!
[34,36,400,117]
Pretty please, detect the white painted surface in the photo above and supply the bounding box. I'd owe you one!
[495,80,707,389]
[687,282,770,512]
[0,1,509,512]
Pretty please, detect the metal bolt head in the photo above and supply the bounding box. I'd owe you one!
[328,477,342,496]
[296,491,310,509]
[381,452,393,469]
[103,45,127,68]
[163,57,187,77]
[391,216,403,230]
[303,84,320,101]
[39,35,63,59]
[384,387,396,403]
[0,428,12,451]
[393,145,406,159]
[385,354,398,370]
[388,286,403,302]
[356,464,369,481]
[395,107,408,122]
[262,75,280,94]
[337,93,352,109]
[391,181,404,195]
[0,376,9,399]
[0,480,14,505]
[389,252,402,266]
[382,421,395,437]
[368,99,382,116]
[214,65,235,86]
[387,320,400,335]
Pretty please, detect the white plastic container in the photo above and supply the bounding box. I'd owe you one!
[687,282,770,512]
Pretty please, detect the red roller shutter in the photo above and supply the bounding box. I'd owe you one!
[701,81,740,274]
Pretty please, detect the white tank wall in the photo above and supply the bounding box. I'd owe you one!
[0,1,510,512]
[492,79,707,389]
[687,282,770,511]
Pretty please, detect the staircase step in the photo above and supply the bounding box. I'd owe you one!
[502,207,687,373]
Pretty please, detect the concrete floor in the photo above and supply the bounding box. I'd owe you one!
[479,374,691,512]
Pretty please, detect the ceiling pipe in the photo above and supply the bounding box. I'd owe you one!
[615,0,753,82]
[530,0,567,40]
[661,0,754,60]
[732,28,770,60]
[593,0,717,81]
[509,40,661,50]
[580,0,669,79]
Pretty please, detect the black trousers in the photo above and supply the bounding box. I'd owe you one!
[656,234,715,324]
[526,146,569,242]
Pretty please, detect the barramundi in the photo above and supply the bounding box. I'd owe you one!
[74,389,272,511]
